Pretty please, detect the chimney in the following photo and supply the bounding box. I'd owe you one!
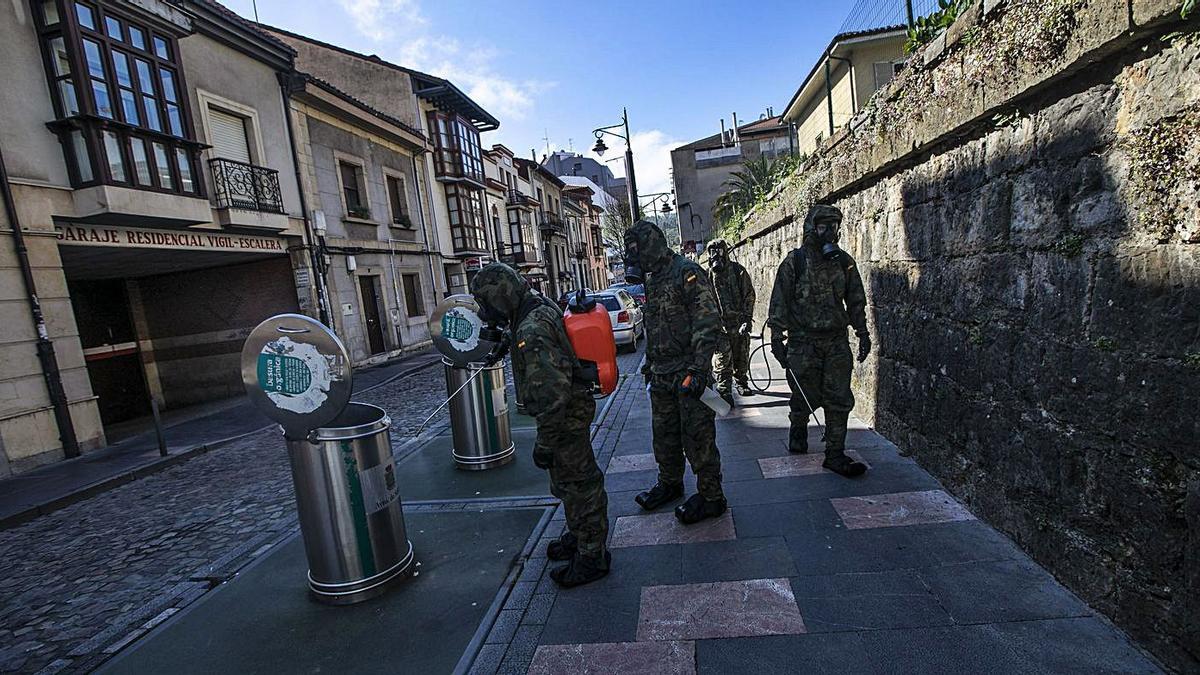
[731,112,740,146]
[720,119,727,146]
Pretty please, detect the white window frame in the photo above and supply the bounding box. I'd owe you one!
[196,89,264,165]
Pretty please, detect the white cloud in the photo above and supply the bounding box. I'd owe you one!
[334,0,425,42]
[335,2,548,121]
[582,129,686,198]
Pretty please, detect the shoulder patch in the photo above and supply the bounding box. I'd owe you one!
[686,272,698,283]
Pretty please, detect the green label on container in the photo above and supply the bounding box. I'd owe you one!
[257,353,312,395]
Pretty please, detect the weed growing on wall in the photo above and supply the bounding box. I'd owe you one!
[1124,106,1200,242]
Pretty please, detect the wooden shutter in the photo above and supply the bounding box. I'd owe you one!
[208,107,251,163]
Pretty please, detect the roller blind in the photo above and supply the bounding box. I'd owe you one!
[208,107,251,163]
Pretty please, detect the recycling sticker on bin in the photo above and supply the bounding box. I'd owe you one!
[429,294,499,367]
[241,314,352,438]
[256,337,331,414]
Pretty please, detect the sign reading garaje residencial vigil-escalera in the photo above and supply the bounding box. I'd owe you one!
[55,223,286,253]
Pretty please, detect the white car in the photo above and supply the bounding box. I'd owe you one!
[587,290,643,352]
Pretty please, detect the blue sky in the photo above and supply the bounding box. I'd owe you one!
[224,0,852,195]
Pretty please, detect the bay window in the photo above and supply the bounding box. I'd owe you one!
[427,110,484,184]
[445,183,487,253]
[34,0,202,195]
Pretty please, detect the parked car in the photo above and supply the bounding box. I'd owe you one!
[606,282,645,306]
[587,290,643,352]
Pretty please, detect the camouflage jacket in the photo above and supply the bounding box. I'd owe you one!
[767,245,867,341]
[510,296,588,425]
[643,253,725,376]
[709,261,755,328]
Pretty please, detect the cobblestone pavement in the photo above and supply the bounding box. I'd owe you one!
[0,358,452,675]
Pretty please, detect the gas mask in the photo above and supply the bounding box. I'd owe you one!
[815,218,843,261]
[623,237,644,284]
[710,247,728,272]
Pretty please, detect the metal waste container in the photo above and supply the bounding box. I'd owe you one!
[287,402,414,605]
[241,314,413,606]
[444,358,515,470]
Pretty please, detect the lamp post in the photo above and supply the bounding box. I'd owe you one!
[592,108,640,223]
[639,191,676,244]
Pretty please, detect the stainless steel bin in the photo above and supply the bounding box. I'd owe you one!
[286,402,414,605]
[443,358,515,470]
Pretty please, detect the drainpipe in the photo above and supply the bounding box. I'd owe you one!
[278,74,332,326]
[0,145,80,458]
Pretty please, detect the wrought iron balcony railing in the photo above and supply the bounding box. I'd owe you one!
[498,242,541,266]
[538,214,566,235]
[506,189,537,207]
[571,243,588,260]
[209,158,284,214]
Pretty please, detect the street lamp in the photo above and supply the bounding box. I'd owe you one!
[592,108,640,223]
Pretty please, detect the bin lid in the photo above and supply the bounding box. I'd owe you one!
[240,314,352,438]
[428,294,499,368]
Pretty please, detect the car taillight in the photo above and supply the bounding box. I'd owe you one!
[617,310,629,323]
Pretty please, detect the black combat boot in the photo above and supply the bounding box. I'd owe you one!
[635,482,683,511]
[674,493,728,524]
[735,380,755,396]
[546,531,577,561]
[821,411,864,476]
[788,417,809,454]
[822,454,867,477]
[549,551,611,588]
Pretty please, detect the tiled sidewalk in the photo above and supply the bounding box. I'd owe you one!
[470,362,1162,674]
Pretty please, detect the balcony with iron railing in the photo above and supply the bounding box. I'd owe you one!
[209,158,284,213]
[538,213,566,236]
[208,157,289,230]
[498,242,542,267]
[593,245,606,258]
[506,189,538,208]
[571,242,588,260]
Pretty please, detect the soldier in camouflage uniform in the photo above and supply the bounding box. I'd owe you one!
[768,204,871,477]
[470,263,611,586]
[707,239,757,401]
[624,220,728,524]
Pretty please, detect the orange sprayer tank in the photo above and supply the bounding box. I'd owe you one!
[564,299,618,397]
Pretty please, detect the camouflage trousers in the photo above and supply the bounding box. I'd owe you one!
[536,389,609,559]
[713,326,751,395]
[786,336,854,458]
[648,374,725,501]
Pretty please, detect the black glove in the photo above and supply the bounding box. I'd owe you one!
[480,326,510,366]
[678,370,707,398]
[770,340,788,366]
[532,443,553,470]
[738,322,751,336]
[856,332,872,363]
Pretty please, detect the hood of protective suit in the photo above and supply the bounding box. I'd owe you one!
[469,262,528,323]
[803,203,843,249]
[625,219,673,276]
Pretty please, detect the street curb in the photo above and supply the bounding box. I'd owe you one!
[0,356,442,532]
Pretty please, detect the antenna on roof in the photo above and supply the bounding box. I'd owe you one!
[251,0,260,22]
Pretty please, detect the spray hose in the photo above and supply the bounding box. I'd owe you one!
[745,321,824,435]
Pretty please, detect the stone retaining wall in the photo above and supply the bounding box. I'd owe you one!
[733,0,1200,668]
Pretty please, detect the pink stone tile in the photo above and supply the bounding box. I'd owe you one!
[758,451,869,478]
[637,578,806,641]
[610,512,736,549]
[831,489,976,530]
[529,641,695,675]
[608,453,658,474]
